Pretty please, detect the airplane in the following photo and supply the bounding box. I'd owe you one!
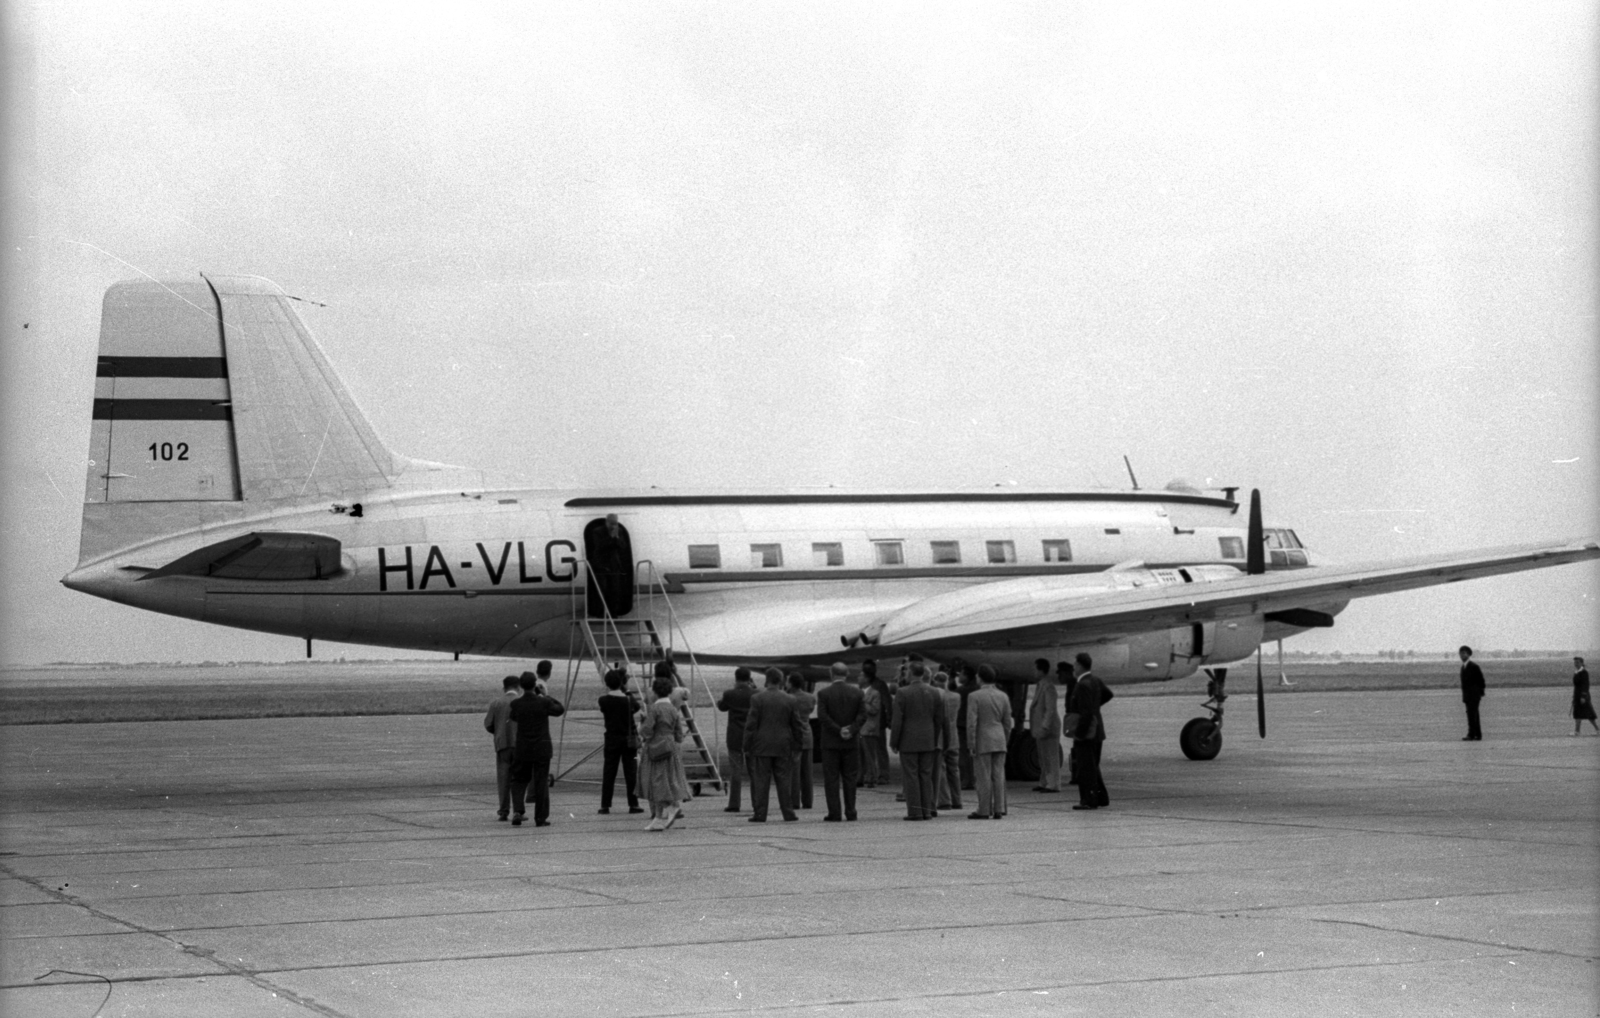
[65,274,1598,770]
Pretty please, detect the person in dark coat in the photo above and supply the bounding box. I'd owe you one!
[508,663,566,827]
[742,667,805,822]
[1459,645,1485,741]
[1056,660,1079,785]
[483,675,521,821]
[716,667,757,811]
[597,667,643,814]
[1068,652,1112,811]
[863,659,893,786]
[816,662,867,821]
[955,663,979,790]
[1572,656,1597,735]
[890,662,946,820]
[784,673,816,811]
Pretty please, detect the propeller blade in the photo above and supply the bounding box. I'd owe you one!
[1247,488,1265,576]
[1256,647,1266,738]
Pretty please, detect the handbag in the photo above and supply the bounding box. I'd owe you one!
[648,741,676,763]
[1062,712,1081,736]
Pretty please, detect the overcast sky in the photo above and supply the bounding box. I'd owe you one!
[2,2,1595,665]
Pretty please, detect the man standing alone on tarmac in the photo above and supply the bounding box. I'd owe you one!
[484,675,521,821]
[1459,645,1485,741]
[1029,658,1062,793]
[507,665,566,827]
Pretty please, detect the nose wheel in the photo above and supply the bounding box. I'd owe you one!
[1180,668,1227,761]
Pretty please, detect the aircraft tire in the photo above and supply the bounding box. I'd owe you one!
[1006,730,1041,781]
[1179,718,1222,761]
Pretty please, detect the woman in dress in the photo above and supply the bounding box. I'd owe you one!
[1572,656,1597,736]
[636,674,690,830]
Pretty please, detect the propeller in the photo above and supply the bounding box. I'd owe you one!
[1246,487,1265,576]
[1249,489,1266,736]
[1256,645,1266,738]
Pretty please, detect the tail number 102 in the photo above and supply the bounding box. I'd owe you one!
[149,442,190,461]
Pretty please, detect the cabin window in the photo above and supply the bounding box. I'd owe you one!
[1104,528,1121,535]
[812,542,844,567]
[687,544,721,569]
[1042,539,1072,563]
[985,540,1016,564]
[1219,536,1243,560]
[930,540,961,565]
[750,543,783,568]
[874,541,905,566]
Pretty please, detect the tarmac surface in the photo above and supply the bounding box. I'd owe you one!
[2,684,1595,1017]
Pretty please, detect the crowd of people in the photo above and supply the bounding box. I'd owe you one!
[484,652,1116,830]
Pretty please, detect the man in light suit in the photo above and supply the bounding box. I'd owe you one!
[933,672,963,811]
[816,662,867,821]
[1029,658,1062,793]
[483,675,521,821]
[965,664,1013,819]
[743,667,805,822]
[1069,652,1113,811]
[890,662,946,820]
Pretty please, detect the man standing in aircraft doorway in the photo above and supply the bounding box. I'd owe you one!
[1459,645,1486,741]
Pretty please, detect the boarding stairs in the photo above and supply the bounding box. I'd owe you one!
[553,561,724,795]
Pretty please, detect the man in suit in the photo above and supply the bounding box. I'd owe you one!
[955,663,979,790]
[933,672,964,811]
[507,664,566,827]
[863,659,893,785]
[742,667,804,822]
[966,664,1013,819]
[483,675,521,821]
[1029,658,1063,793]
[816,662,867,821]
[784,673,816,811]
[716,666,756,812]
[1459,645,1486,741]
[1057,660,1079,785]
[890,662,946,820]
[1069,653,1113,811]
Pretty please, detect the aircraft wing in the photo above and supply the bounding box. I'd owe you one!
[872,539,1600,650]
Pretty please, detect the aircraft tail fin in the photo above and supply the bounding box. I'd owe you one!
[80,274,400,562]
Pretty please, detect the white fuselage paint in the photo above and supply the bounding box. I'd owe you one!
[63,487,1338,682]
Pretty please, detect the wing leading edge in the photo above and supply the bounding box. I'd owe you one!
[871,539,1600,651]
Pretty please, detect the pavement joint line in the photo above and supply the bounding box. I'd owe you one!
[535,951,1539,1018]
[0,862,353,1017]
[1102,807,1600,848]
[1260,912,1598,963]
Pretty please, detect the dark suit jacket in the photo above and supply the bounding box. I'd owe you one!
[1460,661,1485,702]
[790,688,816,749]
[742,687,805,757]
[891,681,946,753]
[868,679,893,734]
[816,680,867,750]
[1067,673,1113,741]
[717,683,756,752]
[508,691,566,760]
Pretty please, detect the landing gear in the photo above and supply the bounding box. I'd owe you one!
[1180,668,1228,761]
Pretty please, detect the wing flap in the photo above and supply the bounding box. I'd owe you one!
[877,539,1599,649]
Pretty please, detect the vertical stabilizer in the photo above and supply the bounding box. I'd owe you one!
[78,274,400,564]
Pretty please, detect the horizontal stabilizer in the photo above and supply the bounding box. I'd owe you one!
[139,532,343,581]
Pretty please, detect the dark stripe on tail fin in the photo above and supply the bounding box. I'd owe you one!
[98,356,228,378]
[92,399,233,421]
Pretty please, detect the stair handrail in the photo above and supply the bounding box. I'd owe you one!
[634,559,719,764]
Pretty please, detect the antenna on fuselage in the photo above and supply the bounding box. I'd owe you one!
[1123,456,1140,490]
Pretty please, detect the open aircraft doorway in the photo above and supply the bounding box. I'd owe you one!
[583,515,634,618]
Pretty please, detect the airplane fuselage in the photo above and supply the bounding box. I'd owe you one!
[64,485,1334,681]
